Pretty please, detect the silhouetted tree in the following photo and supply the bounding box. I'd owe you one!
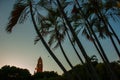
[33,71,61,80]
[63,61,120,80]
[0,65,31,80]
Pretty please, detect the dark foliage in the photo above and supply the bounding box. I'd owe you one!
[63,62,120,80]
[6,3,27,32]
[33,71,58,79]
[0,65,31,80]
[0,62,120,80]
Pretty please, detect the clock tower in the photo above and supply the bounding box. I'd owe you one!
[35,57,43,73]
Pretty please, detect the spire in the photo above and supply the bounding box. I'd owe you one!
[35,57,43,73]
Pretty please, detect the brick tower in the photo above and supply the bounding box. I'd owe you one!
[35,57,43,73]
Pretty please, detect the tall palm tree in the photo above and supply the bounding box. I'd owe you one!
[61,10,94,80]
[41,8,74,68]
[84,0,120,59]
[93,1,120,58]
[33,7,83,79]
[56,0,100,80]
[6,0,67,73]
[66,27,84,64]
[28,0,68,73]
[73,0,119,79]
[104,0,120,45]
[71,4,114,79]
[29,1,82,80]
[34,0,84,68]
[37,0,98,79]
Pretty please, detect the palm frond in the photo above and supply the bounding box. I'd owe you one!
[6,3,27,32]
[38,0,51,9]
[36,12,47,25]
[63,1,73,9]
[53,42,59,49]
[34,36,40,45]
[19,6,29,24]
[48,33,56,47]
[82,28,94,41]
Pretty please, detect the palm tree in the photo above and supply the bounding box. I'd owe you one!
[33,6,74,68]
[65,26,84,64]
[28,0,67,73]
[34,7,83,79]
[71,5,113,79]
[93,1,120,59]
[36,0,98,79]
[73,0,119,79]
[56,0,100,80]
[41,8,74,68]
[104,0,120,45]
[87,2,120,79]
[84,0,120,59]
[34,0,84,67]
[6,0,67,73]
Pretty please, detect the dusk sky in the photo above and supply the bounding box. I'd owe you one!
[0,0,120,75]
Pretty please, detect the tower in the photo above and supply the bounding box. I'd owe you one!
[35,57,43,73]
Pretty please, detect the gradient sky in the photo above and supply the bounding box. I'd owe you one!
[0,0,120,75]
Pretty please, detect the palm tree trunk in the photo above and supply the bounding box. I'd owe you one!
[58,40,74,68]
[109,33,120,59]
[85,22,115,80]
[55,26,74,69]
[62,9,94,80]
[62,17,84,64]
[66,30,84,64]
[28,0,67,73]
[55,25,82,80]
[96,9,120,60]
[56,0,100,80]
[96,11,119,80]
[93,0,120,59]
[107,22,120,45]
[58,39,83,80]
[86,23,118,80]
[66,30,94,80]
